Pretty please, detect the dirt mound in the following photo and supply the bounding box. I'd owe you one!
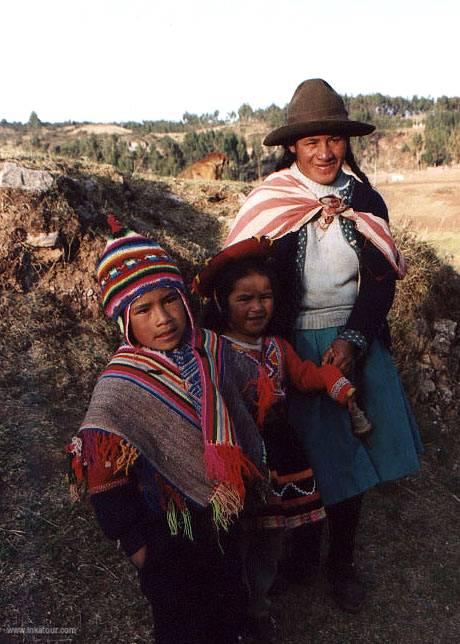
[0,160,251,415]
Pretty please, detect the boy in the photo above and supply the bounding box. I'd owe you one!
[67,216,265,644]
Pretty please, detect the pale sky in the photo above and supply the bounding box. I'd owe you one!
[2,0,458,124]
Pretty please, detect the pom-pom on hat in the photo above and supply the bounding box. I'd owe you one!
[192,236,274,298]
[97,214,185,320]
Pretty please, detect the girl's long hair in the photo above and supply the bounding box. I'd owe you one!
[201,258,279,335]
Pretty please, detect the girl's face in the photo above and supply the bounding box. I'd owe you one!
[226,272,274,343]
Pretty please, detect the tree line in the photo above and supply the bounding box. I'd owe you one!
[40,129,273,181]
[2,93,460,175]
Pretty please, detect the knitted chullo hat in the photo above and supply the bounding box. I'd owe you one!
[97,214,184,321]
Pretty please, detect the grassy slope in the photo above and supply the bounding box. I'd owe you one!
[378,167,460,270]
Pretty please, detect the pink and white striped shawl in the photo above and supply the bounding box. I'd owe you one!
[224,169,407,279]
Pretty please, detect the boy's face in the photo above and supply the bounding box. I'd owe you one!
[227,272,274,343]
[129,287,187,351]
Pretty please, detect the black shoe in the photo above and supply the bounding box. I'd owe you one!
[327,563,366,613]
[245,614,278,643]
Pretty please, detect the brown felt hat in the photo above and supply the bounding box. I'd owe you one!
[264,78,375,146]
[192,237,274,298]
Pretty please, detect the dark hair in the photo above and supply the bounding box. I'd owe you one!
[201,258,278,334]
[275,147,296,170]
[275,139,372,186]
[344,144,371,187]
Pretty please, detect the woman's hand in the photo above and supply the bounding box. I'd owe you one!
[321,339,355,376]
[130,544,147,569]
[347,392,357,412]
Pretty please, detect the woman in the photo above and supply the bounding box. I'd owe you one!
[223,78,423,613]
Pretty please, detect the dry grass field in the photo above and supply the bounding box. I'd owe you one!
[377,166,460,270]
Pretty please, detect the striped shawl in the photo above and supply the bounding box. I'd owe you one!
[224,168,407,278]
[75,329,262,531]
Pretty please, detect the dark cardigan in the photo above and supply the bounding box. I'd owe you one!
[270,180,396,348]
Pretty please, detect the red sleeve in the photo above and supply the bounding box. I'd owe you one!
[279,338,355,406]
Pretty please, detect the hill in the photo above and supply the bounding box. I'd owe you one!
[0,108,453,183]
[1,158,459,643]
[377,166,460,271]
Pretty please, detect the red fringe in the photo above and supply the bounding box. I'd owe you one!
[204,443,262,502]
[254,366,277,427]
[81,431,127,489]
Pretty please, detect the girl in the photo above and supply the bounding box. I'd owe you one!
[193,237,365,642]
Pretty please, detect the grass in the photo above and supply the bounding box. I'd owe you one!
[378,166,460,271]
[418,231,460,270]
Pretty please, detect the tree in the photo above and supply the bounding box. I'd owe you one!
[410,133,424,168]
[182,112,200,128]
[28,111,42,128]
[238,103,253,123]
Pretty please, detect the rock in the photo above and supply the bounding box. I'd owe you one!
[431,319,457,355]
[0,162,54,193]
[433,319,457,339]
[438,385,453,403]
[26,231,59,248]
[167,194,186,205]
[420,353,433,366]
[35,248,62,262]
[429,354,446,371]
[419,378,436,398]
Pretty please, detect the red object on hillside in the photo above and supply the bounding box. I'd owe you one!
[107,213,124,234]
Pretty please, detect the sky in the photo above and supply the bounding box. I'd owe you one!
[2,0,459,124]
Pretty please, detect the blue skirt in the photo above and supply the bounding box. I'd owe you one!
[289,328,423,506]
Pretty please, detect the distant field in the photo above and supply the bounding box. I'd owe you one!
[377,166,460,270]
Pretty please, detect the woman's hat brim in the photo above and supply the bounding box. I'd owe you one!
[263,119,375,146]
[192,237,274,298]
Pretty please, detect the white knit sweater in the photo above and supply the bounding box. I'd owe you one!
[291,163,359,330]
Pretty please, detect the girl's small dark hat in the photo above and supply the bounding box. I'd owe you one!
[264,78,375,147]
[192,237,274,298]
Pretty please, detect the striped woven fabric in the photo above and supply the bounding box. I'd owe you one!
[103,348,201,428]
[221,335,325,530]
[97,231,184,319]
[224,168,407,279]
[78,329,262,528]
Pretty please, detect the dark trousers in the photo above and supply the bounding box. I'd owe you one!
[238,528,285,617]
[285,493,364,579]
[326,493,364,574]
[138,513,245,644]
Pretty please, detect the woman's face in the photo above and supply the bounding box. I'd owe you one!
[289,134,347,185]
